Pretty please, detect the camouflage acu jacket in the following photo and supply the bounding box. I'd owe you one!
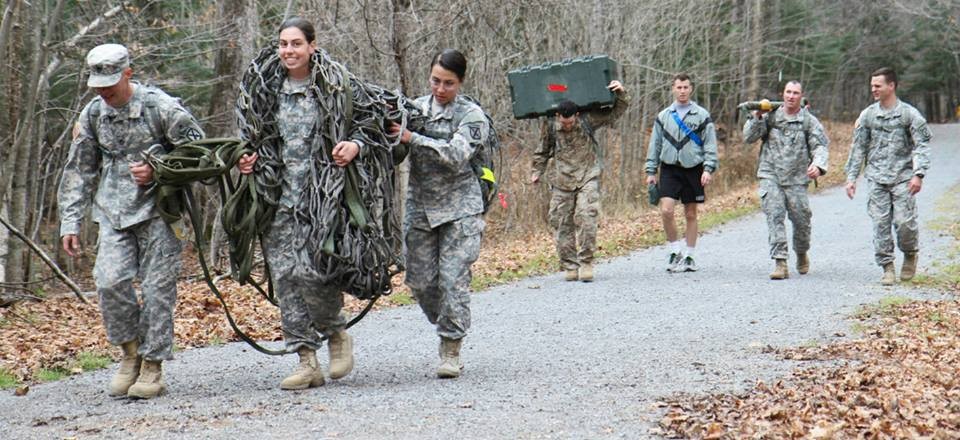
[844,99,931,185]
[532,91,629,191]
[743,107,829,186]
[58,83,204,235]
[406,94,490,228]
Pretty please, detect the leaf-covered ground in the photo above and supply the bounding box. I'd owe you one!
[655,298,960,439]
[655,171,960,439]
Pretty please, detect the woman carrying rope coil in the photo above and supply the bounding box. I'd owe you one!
[235,17,409,390]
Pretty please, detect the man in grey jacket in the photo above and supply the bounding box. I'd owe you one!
[646,73,719,272]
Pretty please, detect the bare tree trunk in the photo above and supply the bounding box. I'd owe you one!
[0,0,23,254]
[0,1,16,284]
[205,0,258,271]
[390,0,412,224]
[589,0,603,54]
[390,0,412,95]
[0,203,7,283]
[207,0,255,137]
[747,0,763,99]
[0,1,16,138]
[5,1,47,284]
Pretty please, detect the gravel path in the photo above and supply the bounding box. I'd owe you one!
[3,124,957,439]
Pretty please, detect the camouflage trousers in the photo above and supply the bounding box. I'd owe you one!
[549,178,600,270]
[758,179,812,260]
[404,212,483,340]
[263,210,345,351]
[867,179,918,266]
[94,217,181,361]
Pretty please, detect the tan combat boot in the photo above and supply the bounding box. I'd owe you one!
[437,337,463,379]
[280,347,325,390]
[900,253,918,282]
[564,270,578,282]
[108,340,141,396]
[327,330,354,380]
[769,259,789,280]
[578,264,594,282]
[127,360,165,399]
[881,263,896,286]
[797,253,810,275]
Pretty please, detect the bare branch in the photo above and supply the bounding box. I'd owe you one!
[0,215,89,305]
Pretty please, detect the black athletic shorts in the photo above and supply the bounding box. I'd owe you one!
[658,163,706,204]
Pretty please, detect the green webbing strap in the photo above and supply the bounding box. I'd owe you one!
[150,138,251,224]
[337,64,372,233]
[146,138,275,304]
[182,187,287,355]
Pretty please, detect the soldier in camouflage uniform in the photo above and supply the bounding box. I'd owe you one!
[743,81,829,280]
[531,82,629,282]
[237,18,358,390]
[844,67,931,285]
[58,44,204,399]
[390,49,488,379]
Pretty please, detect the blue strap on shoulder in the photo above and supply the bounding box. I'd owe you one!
[670,110,703,147]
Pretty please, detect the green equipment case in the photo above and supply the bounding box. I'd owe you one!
[507,55,619,120]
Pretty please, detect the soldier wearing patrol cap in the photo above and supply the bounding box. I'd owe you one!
[844,67,932,285]
[58,43,204,399]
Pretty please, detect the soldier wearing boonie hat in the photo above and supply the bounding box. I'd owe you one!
[58,42,204,400]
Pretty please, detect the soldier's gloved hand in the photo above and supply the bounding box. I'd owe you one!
[129,161,154,186]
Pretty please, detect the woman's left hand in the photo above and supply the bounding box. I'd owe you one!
[332,141,360,167]
[389,122,413,143]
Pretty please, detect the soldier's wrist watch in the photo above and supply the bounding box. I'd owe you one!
[916,173,924,179]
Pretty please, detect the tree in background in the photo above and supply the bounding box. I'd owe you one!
[0,0,957,300]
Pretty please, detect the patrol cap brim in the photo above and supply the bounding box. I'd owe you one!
[87,71,124,88]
